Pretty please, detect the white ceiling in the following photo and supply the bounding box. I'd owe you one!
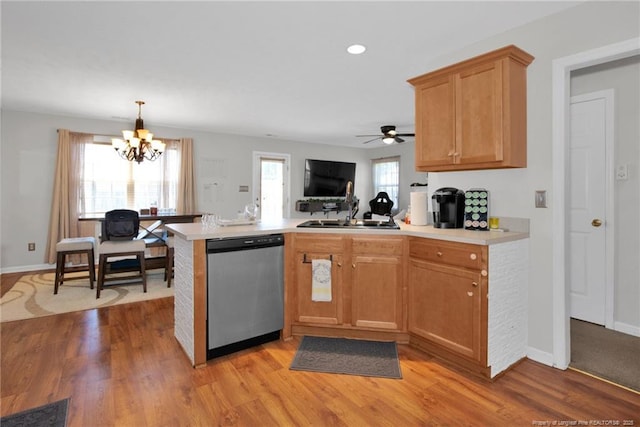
[2,1,581,148]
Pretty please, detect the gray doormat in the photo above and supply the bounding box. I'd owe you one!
[290,336,402,379]
[0,398,69,427]
[571,318,640,392]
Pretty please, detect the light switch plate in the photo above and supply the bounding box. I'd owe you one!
[535,190,547,208]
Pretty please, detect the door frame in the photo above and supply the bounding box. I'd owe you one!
[252,151,291,219]
[551,37,639,370]
[569,89,615,327]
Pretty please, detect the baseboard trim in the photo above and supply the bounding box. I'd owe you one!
[526,346,555,367]
[613,321,640,337]
[0,263,54,275]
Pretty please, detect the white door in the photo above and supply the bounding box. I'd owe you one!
[568,91,613,325]
[252,152,290,221]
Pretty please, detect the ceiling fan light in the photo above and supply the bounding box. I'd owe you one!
[382,137,395,144]
[122,130,134,140]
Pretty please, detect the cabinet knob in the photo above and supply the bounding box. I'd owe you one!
[337,262,342,267]
[481,270,488,277]
[472,281,478,287]
[447,151,455,157]
[470,253,477,260]
[352,263,356,269]
[437,251,443,257]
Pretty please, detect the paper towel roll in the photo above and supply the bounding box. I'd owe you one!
[410,192,428,225]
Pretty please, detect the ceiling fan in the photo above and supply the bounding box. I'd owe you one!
[357,125,415,145]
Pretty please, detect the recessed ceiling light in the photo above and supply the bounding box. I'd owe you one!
[347,44,366,55]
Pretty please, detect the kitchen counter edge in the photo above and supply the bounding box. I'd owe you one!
[165,219,528,245]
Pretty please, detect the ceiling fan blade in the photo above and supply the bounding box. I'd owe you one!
[395,137,405,143]
[362,137,382,144]
[396,133,415,137]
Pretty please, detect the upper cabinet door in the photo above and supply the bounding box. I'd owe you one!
[415,75,455,169]
[408,45,534,172]
[456,60,503,165]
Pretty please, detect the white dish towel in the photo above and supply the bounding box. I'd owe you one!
[311,258,332,302]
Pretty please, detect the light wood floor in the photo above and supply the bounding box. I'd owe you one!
[1,293,639,426]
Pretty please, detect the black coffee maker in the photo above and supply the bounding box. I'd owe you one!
[432,187,465,229]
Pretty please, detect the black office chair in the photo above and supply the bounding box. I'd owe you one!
[97,209,147,298]
[363,192,394,219]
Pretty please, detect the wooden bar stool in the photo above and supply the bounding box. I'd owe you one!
[54,237,96,294]
[97,240,147,298]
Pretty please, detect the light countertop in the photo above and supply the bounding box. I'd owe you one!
[165,218,529,245]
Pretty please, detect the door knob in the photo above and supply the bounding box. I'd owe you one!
[591,219,603,227]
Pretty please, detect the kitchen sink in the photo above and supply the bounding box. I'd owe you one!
[296,219,400,230]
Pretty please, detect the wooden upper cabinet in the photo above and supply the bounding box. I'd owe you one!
[408,45,534,172]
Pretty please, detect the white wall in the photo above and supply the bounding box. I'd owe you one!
[0,110,370,271]
[570,56,640,331]
[420,1,640,355]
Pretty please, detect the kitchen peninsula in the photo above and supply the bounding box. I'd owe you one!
[166,218,529,379]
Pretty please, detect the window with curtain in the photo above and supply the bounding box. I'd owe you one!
[371,156,400,209]
[80,139,179,215]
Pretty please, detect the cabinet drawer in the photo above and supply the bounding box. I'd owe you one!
[409,238,485,270]
[294,234,343,253]
[351,236,403,256]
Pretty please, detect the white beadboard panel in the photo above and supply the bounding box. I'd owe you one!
[488,238,529,377]
[174,235,195,365]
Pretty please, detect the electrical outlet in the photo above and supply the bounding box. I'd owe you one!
[616,164,629,180]
[28,242,36,251]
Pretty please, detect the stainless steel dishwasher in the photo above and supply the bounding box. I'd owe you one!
[206,233,284,359]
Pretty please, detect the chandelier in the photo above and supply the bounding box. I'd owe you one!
[111,100,165,163]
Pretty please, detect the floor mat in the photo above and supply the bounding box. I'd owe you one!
[290,336,402,379]
[1,398,69,427]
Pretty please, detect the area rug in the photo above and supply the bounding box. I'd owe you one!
[0,398,69,427]
[1,271,173,322]
[570,318,640,392]
[290,336,402,379]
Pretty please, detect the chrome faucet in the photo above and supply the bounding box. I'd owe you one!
[345,180,354,224]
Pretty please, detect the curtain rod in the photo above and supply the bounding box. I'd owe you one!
[58,129,180,142]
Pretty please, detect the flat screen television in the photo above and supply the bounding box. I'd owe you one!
[304,159,356,197]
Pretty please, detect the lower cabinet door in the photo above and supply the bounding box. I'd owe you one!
[295,253,343,325]
[351,254,403,330]
[408,258,486,363]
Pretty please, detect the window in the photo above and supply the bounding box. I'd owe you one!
[371,156,400,209]
[80,141,179,215]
